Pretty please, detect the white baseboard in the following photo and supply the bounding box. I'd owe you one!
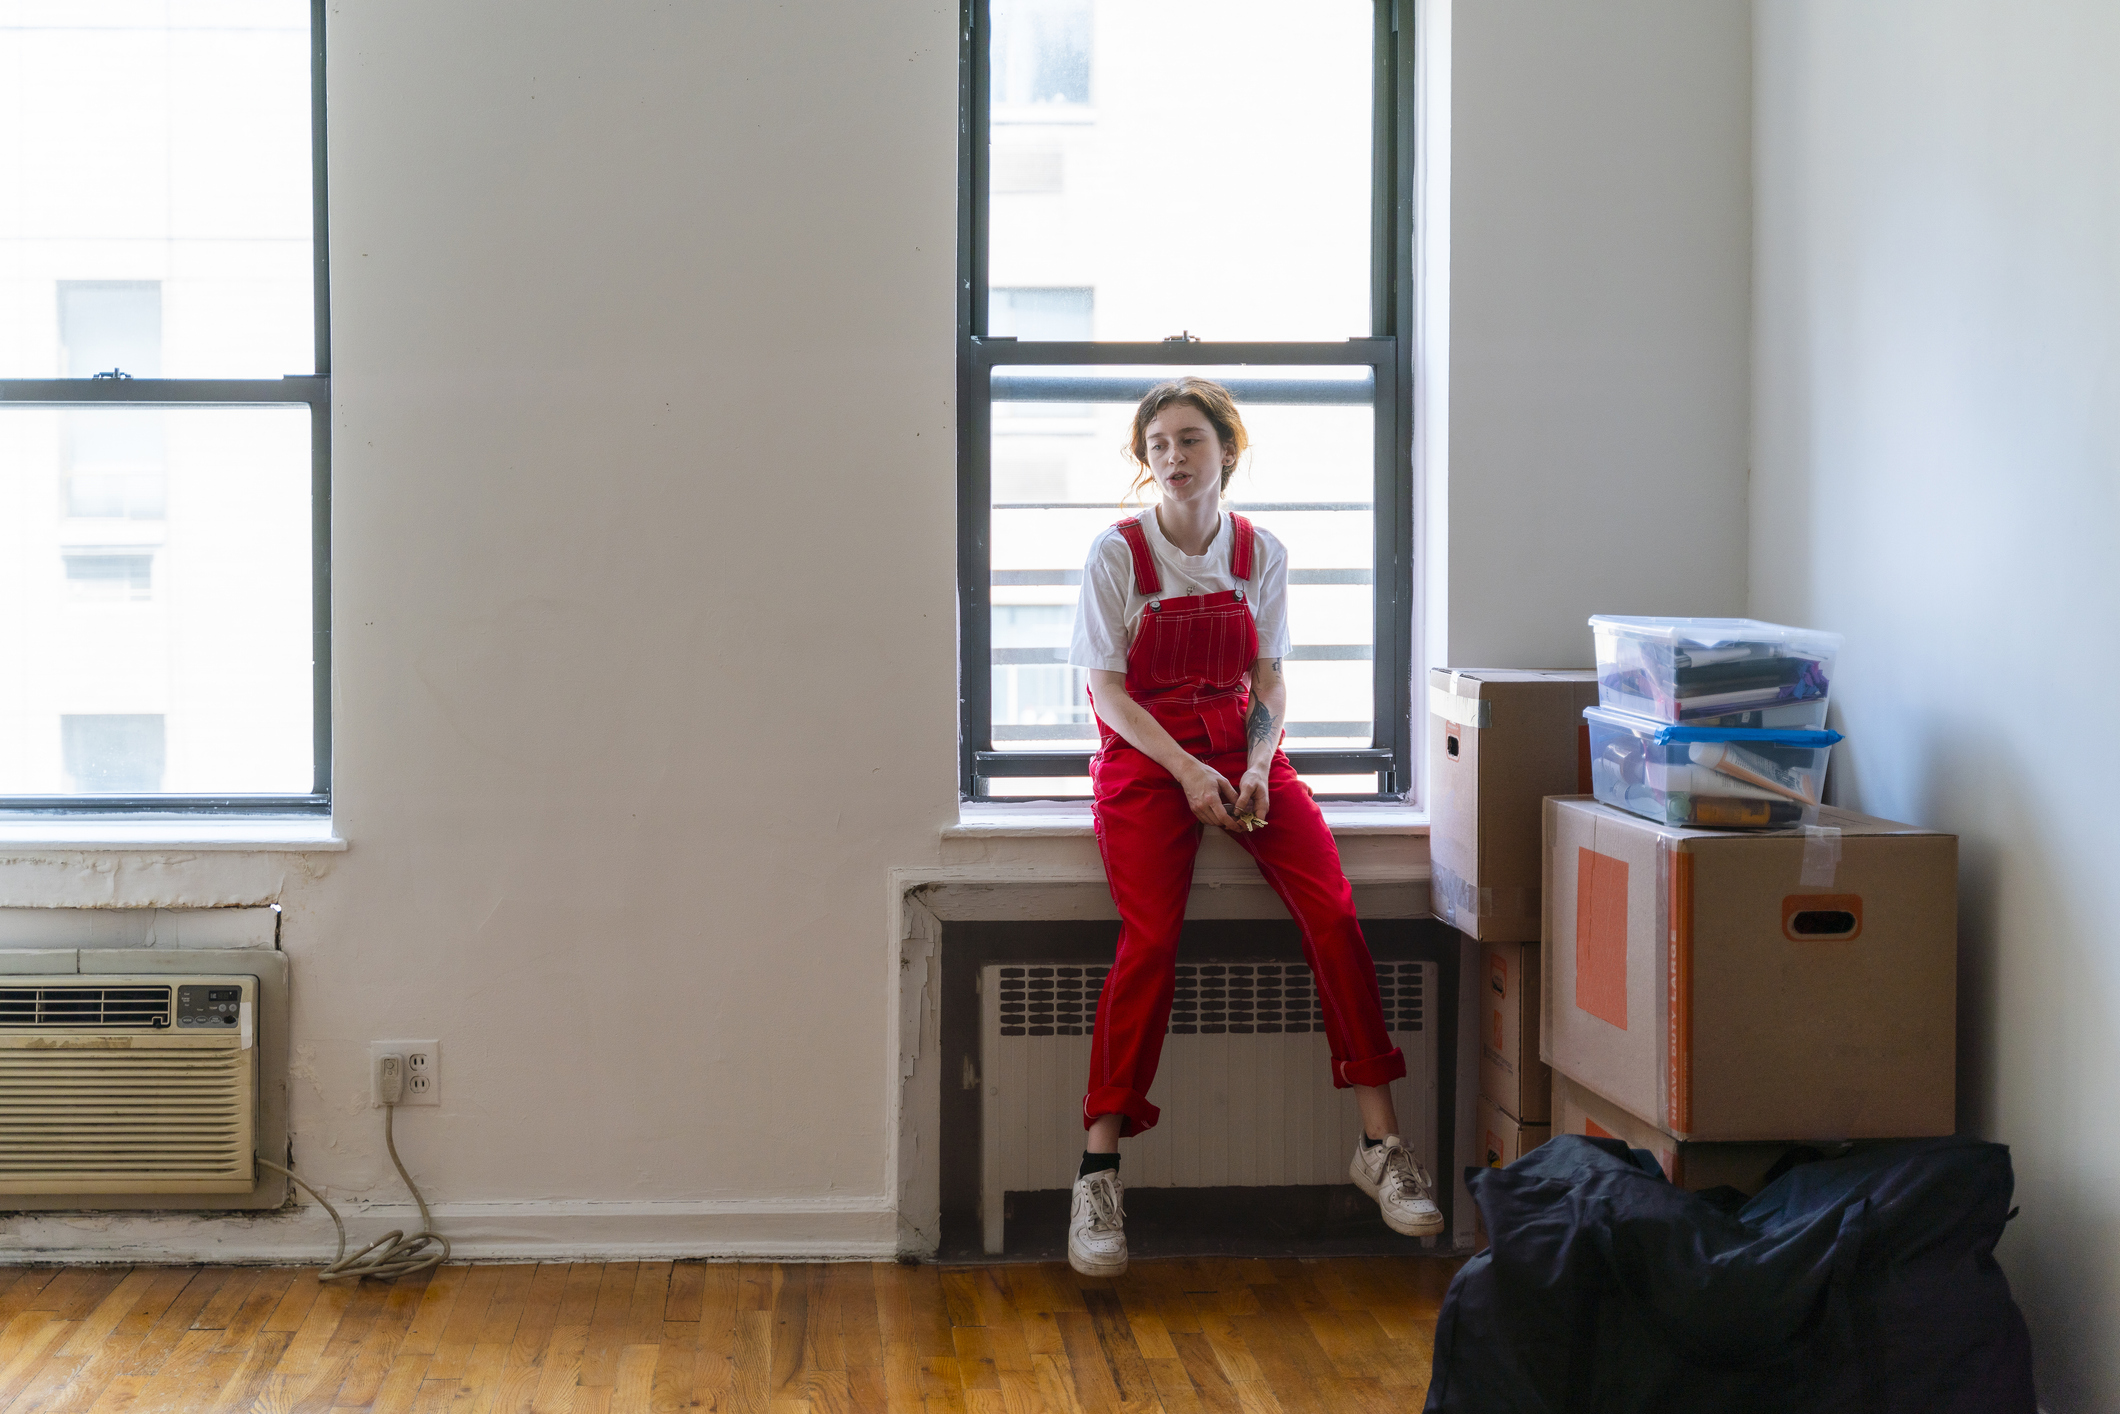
[0,1197,900,1264]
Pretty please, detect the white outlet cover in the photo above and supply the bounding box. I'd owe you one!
[370,1039,441,1106]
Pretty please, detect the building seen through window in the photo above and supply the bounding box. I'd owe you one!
[0,2,323,804]
[972,0,1393,798]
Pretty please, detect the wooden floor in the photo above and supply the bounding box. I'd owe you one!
[0,1257,1459,1413]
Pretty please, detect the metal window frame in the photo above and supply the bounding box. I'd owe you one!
[0,0,332,817]
[958,0,1415,800]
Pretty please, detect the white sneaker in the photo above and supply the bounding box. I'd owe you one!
[1350,1134,1445,1236]
[1067,1167,1129,1277]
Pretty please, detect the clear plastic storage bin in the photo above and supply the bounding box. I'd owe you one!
[1589,615,1842,725]
[1584,705,1843,830]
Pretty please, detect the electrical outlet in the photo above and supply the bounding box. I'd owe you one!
[370,1040,441,1106]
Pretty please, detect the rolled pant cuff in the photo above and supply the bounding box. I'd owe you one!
[1083,1087,1161,1137]
[1333,1047,1408,1090]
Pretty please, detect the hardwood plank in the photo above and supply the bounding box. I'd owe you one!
[0,1317,70,1409]
[395,1268,466,1360]
[364,1352,430,1414]
[189,1270,265,1333]
[51,1272,156,1359]
[526,1325,586,1414]
[204,1327,291,1414]
[268,1279,357,1379]
[217,1269,301,1354]
[687,1266,741,1414]
[574,1264,638,1390]
[643,1332,695,1414]
[445,1339,510,1414]
[730,1309,772,1414]
[661,1266,706,1327]
[425,1266,503,1381]
[0,1274,62,1327]
[475,1266,539,1349]
[624,1264,673,1347]
[831,1266,881,1374]
[611,1345,656,1411]
[322,1271,435,1410]
[764,1266,808,1405]
[265,1272,329,1337]
[554,1270,604,1331]
[116,1271,231,1377]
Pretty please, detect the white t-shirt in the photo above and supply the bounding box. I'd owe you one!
[1067,508,1293,673]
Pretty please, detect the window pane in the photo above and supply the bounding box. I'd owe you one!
[0,3,315,378]
[987,0,1373,342]
[988,365,1374,784]
[0,406,313,795]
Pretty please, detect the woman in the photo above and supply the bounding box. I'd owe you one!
[1063,377,1441,1277]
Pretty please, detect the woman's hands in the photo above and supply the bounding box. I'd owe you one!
[1178,759,1245,831]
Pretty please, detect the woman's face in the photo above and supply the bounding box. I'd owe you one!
[1142,403,1232,507]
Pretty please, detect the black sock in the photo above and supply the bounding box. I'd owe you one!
[1362,1133,1385,1149]
[1079,1150,1121,1178]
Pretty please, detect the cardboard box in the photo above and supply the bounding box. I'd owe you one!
[1542,797,1956,1142]
[1472,1092,1552,1250]
[1552,1073,1801,1195]
[1477,1091,1551,1169]
[1429,669,1601,941]
[1477,940,1551,1123]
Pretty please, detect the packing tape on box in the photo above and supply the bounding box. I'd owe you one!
[1430,862,1538,929]
[1800,825,1843,888]
[1430,682,1492,729]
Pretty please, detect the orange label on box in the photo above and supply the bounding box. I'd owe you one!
[1490,1007,1504,1052]
[1575,848,1629,1030]
[1489,953,1508,996]
[1485,1129,1503,1168]
[1584,1117,1616,1141]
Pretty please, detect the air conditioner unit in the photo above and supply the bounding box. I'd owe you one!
[979,958,1438,1253]
[0,973,258,1195]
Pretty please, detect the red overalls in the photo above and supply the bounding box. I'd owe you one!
[1083,513,1407,1135]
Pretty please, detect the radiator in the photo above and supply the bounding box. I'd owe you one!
[979,958,1438,1253]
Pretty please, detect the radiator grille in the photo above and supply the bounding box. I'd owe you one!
[0,985,172,1029]
[0,1049,252,1186]
[994,961,1423,1037]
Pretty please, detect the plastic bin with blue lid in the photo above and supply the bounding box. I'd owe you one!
[1584,704,1844,829]
[1589,615,1842,726]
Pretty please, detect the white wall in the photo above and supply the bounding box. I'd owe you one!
[1753,5,2120,1408]
[270,0,957,1249]
[1443,0,1752,668]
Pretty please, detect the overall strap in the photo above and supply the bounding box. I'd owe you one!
[1229,513,1256,581]
[1112,517,1162,595]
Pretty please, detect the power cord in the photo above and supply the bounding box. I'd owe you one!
[256,1052,450,1281]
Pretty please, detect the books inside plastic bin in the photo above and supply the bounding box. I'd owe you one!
[1589,616,1842,725]
[1583,704,1844,830]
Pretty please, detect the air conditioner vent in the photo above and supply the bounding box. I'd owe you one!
[0,1049,250,1184]
[0,985,172,1028]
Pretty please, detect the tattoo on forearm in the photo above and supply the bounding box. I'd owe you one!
[1247,695,1277,747]
[1271,658,1281,674]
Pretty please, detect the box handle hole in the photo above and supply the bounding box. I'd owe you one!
[1446,734,1460,758]
[1789,909,1857,936]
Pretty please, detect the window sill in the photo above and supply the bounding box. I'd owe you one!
[948,799,1427,839]
[0,817,345,852]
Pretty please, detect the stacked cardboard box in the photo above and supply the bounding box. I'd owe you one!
[1541,794,1958,1190]
[1428,669,1596,1208]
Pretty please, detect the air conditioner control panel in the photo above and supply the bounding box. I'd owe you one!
[176,984,246,1029]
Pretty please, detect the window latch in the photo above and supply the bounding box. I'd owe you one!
[1162,331,1200,343]
[91,368,132,380]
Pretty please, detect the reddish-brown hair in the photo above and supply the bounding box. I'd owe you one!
[1124,378,1250,502]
